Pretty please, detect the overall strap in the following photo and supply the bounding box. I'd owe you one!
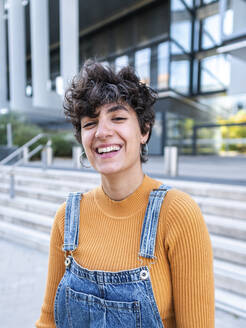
[139,184,172,259]
[63,192,83,252]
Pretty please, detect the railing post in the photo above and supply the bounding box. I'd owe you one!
[41,139,53,170]
[7,123,13,147]
[164,146,178,177]
[72,146,82,168]
[23,146,29,164]
[9,171,15,198]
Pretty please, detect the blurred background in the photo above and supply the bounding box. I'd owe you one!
[1,0,246,160]
[0,0,246,327]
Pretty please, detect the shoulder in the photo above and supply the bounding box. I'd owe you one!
[159,187,206,234]
[52,201,66,235]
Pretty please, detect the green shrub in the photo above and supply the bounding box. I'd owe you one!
[50,132,74,157]
[0,112,79,158]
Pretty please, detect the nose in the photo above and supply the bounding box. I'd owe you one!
[95,118,113,139]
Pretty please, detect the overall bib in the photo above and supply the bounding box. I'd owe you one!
[54,184,172,328]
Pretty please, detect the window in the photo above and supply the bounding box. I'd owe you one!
[221,0,246,39]
[115,56,128,72]
[202,14,220,49]
[170,59,190,94]
[200,55,230,92]
[170,0,192,53]
[157,42,169,89]
[135,48,151,85]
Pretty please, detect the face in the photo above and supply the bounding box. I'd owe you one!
[81,102,149,177]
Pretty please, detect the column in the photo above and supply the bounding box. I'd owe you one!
[30,0,61,108]
[8,0,27,109]
[60,0,79,90]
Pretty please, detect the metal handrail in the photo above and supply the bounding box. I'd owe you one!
[6,144,44,169]
[0,133,46,165]
[0,133,50,198]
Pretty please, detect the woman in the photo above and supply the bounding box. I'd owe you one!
[36,60,214,328]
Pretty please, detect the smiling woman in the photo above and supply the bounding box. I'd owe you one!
[36,61,215,328]
[80,102,149,189]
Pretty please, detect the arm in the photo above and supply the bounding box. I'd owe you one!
[35,203,66,328]
[165,191,215,327]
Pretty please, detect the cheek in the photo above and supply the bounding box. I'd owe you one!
[81,133,92,151]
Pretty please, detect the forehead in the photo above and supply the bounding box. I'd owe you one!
[95,102,131,114]
[80,102,138,123]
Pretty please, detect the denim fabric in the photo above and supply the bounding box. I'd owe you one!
[63,192,82,251]
[54,184,172,328]
[139,185,172,259]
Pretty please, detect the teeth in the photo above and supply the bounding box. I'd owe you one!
[97,145,121,154]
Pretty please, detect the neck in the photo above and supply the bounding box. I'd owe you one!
[101,165,145,201]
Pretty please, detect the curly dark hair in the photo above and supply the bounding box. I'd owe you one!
[63,59,157,162]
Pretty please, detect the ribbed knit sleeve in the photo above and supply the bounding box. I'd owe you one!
[165,191,215,327]
[35,203,66,328]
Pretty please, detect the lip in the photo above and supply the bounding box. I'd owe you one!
[94,143,123,159]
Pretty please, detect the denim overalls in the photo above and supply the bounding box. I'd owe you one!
[54,184,172,328]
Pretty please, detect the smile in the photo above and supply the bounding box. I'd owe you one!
[96,145,121,154]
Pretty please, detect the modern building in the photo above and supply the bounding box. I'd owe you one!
[1,0,246,155]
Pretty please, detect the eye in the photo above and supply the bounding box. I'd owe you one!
[82,121,96,128]
[112,117,127,122]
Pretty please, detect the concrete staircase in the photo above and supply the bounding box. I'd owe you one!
[0,166,246,318]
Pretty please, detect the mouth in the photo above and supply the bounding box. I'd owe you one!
[95,145,122,155]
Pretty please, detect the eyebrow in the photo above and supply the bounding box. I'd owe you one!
[82,104,129,122]
[107,104,129,114]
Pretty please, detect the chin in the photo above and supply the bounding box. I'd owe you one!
[95,164,125,176]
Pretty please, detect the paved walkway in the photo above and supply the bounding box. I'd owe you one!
[28,154,246,186]
[0,238,246,328]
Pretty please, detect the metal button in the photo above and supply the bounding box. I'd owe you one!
[65,257,71,267]
[140,269,149,280]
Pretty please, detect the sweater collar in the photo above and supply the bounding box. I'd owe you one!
[94,175,155,218]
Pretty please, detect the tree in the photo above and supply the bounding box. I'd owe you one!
[218,110,246,153]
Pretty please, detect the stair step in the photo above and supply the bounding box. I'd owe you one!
[0,206,53,233]
[1,165,100,184]
[0,193,58,217]
[160,178,246,202]
[3,165,246,201]
[195,196,246,220]
[205,214,246,241]
[214,259,246,296]
[1,174,97,192]
[0,182,94,204]
[0,183,68,203]
[211,234,246,266]
[215,288,246,318]
[0,220,49,253]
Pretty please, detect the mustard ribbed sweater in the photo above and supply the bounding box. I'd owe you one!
[36,175,215,327]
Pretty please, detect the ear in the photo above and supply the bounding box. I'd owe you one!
[140,124,150,144]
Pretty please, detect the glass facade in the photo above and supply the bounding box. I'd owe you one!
[157,42,169,89]
[170,0,192,53]
[135,48,151,85]
[201,14,221,49]
[115,55,129,72]
[221,0,246,39]
[147,112,164,155]
[200,54,230,92]
[196,0,234,94]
